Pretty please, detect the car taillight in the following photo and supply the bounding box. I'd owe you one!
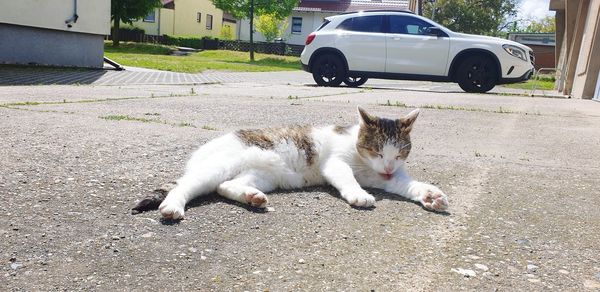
[305,33,316,45]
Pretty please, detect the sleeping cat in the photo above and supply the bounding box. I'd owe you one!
[155,107,448,219]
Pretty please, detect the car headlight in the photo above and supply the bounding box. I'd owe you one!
[503,44,527,61]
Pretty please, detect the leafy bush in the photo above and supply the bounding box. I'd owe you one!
[163,35,204,49]
[111,26,145,35]
[535,74,556,82]
[163,35,219,49]
[254,14,288,42]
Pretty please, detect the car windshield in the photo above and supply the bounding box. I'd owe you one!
[421,17,452,33]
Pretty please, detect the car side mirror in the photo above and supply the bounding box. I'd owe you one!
[426,27,445,37]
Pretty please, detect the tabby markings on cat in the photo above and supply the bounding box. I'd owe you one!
[133,107,449,219]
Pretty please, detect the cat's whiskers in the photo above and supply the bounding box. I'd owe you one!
[399,143,411,150]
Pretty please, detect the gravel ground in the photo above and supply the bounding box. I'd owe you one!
[1,78,600,291]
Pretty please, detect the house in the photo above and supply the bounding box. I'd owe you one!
[237,0,413,46]
[221,13,237,40]
[0,0,111,68]
[550,0,600,100]
[507,33,556,69]
[130,0,176,36]
[129,0,233,39]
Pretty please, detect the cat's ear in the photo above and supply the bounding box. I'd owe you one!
[357,106,375,126]
[397,108,420,133]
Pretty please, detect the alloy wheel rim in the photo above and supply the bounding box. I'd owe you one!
[320,60,337,83]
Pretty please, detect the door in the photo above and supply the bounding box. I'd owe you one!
[385,15,450,76]
[335,15,387,73]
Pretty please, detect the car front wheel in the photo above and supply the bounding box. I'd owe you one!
[456,55,498,93]
[343,75,368,87]
[312,54,345,87]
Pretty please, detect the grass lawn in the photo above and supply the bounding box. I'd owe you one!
[104,42,300,73]
[502,75,556,91]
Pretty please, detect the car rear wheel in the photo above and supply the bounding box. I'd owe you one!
[343,75,368,87]
[456,55,498,93]
[312,54,345,87]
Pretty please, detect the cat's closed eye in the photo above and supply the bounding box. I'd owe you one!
[369,149,383,158]
[396,149,410,160]
[360,146,382,158]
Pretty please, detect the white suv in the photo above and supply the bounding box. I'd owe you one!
[300,10,535,93]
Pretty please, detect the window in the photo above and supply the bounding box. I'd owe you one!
[292,17,302,34]
[206,14,213,30]
[316,19,330,31]
[336,16,383,33]
[352,16,383,32]
[388,15,434,35]
[337,18,353,30]
[143,10,156,23]
[197,12,201,23]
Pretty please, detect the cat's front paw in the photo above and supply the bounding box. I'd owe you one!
[418,186,449,212]
[159,198,185,220]
[244,191,268,208]
[342,189,375,207]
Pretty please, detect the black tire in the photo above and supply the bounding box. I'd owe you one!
[311,54,345,87]
[343,75,368,87]
[456,55,498,93]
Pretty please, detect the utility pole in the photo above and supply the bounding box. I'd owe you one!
[429,0,437,21]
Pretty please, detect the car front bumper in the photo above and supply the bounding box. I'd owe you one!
[499,68,534,84]
[301,62,310,72]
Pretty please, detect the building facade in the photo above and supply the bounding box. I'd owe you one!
[0,0,111,68]
[129,0,225,38]
[550,0,600,99]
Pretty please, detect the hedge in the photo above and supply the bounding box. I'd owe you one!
[163,35,219,49]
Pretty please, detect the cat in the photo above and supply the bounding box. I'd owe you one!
[149,107,448,219]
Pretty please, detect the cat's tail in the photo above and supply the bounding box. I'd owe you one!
[131,181,177,214]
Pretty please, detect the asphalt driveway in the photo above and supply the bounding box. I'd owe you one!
[1,73,600,291]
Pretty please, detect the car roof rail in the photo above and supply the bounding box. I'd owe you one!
[340,9,414,15]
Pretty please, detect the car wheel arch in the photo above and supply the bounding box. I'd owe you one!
[448,49,501,82]
[309,48,349,73]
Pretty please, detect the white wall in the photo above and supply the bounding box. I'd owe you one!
[238,11,337,45]
[0,0,111,35]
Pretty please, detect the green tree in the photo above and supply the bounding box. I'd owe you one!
[220,25,234,40]
[111,0,162,47]
[211,0,298,60]
[254,14,288,42]
[524,16,555,33]
[423,0,518,36]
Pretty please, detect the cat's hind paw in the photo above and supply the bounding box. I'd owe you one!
[343,189,376,208]
[244,191,268,208]
[419,188,449,212]
[159,199,185,220]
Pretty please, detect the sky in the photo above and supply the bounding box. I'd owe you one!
[517,0,555,20]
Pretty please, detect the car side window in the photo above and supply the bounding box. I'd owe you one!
[337,16,383,33]
[388,15,433,35]
[337,18,353,30]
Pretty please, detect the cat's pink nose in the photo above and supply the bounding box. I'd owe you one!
[384,165,393,173]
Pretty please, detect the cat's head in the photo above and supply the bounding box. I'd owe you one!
[356,107,419,179]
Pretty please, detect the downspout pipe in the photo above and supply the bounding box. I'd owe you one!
[65,0,79,28]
